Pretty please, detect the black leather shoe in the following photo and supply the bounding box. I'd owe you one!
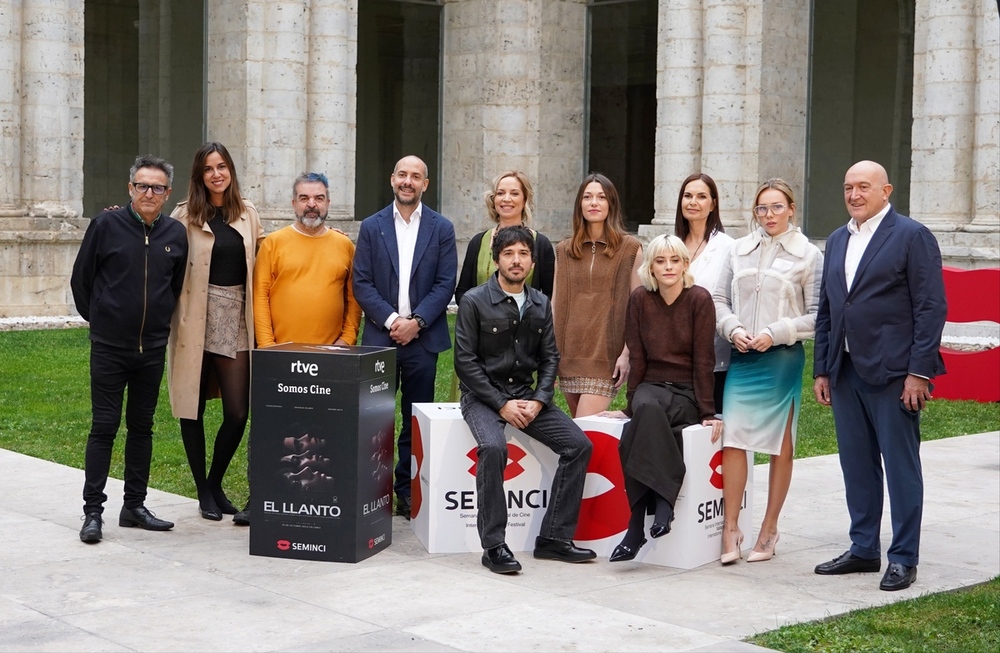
[394,494,411,520]
[482,544,522,574]
[533,536,597,563]
[80,512,103,543]
[199,504,223,521]
[210,487,239,515]
[609,537,647,562]
[119,506,174,531]
[649,521,671,539]
[880,562,917,591]
[233,506,250,526]
[814,550,881,575]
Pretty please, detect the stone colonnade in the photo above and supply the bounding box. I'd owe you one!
[910,0,998,263]
[0,1,85,316]
[439,0,587,238]
[0,0,997,317]
[645,0,809,237]
[207,0,357,229]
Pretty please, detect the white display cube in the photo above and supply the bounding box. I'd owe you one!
[574,416,754,570]
[410,404,753,569]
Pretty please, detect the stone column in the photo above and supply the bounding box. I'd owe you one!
[306,0,357,221]
[1,0,85,318]
[970,1,999,232]
[440,0,587,241]
[649,0,703,229]
[755,0,808,206]
[909,0,977,232]
[207,0,309,226]
[700,0,752,232]
[694,0,808,236]
[0,1,22,217]
[19,0,84,218]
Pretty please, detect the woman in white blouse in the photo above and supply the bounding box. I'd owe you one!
[673,173,735,411]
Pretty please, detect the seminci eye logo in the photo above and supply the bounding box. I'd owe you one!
[709,450,724,490]
[410,416,424,518]
[466,444,527,480]
[574,430,630,542]
[276,539,291,551]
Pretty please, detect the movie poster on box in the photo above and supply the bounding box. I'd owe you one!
[250,344,396,563]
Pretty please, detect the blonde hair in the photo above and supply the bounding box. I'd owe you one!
[753,178,797,225]
[638,235,695,291]
[484,170,534,224]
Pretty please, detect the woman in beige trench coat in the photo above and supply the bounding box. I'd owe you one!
[168,142,264,522]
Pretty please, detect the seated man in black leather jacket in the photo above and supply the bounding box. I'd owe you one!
[454,225,595,574]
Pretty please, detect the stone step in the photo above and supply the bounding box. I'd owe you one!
[0,216,90,232]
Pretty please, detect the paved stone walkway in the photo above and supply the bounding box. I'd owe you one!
[1,432,996,652]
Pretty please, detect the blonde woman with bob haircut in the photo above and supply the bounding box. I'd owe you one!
[454,170,555,306]
[599,235,722,562]
[713,178,822,565]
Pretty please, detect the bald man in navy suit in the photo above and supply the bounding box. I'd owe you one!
[352,156,458,519]
[812,160,947,591]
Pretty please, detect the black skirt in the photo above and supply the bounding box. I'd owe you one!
[619,382,700,509]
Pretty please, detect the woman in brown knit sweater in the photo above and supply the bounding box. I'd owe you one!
[600,235,723,562]
[553,173,642,417]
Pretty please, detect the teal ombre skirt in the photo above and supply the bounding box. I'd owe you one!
[721,342,805,455]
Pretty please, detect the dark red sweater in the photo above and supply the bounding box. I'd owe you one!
[624,285,717,420]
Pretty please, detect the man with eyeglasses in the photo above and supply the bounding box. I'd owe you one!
[71,155,188,543]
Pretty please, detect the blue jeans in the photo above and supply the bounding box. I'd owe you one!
[83,342,166,514]
[460,392,592,549]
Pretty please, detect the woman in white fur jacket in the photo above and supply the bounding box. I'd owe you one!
[712,178,823,566]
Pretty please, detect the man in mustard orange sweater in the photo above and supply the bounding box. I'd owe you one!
[253,172,363,348]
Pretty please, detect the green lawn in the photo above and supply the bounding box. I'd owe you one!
[748,577,1000,653]
[0,322,997,504]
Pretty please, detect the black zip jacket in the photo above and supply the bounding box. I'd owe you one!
[453,274,559,411]
[71,204,188,352]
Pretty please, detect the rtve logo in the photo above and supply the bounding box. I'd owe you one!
[465,445,527,480]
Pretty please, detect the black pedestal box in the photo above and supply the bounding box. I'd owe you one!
[249,344,396,562]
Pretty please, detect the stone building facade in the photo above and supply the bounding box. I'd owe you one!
[1,0,997,317]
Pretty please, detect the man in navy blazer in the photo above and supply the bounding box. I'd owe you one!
[812,160,946,591]
[353,155,458,518]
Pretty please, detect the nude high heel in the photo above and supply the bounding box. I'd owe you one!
[720,529,744,565]
[747,532,779,562]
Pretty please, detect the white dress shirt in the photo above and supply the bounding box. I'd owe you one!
[843,202,891,352]
[845,202,891,291]
[384,202,423,330]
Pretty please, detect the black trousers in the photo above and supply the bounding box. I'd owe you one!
[83,342,166,514]
[619,382,699,509]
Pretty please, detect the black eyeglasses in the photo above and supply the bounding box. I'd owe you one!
[133,183,168,195]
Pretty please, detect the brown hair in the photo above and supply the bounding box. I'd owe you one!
[674,173,725,243]
[484,170,534,225]
[567,173,627,259]
[185,142,246,227]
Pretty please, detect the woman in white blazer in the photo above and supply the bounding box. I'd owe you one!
[673,173,735,411]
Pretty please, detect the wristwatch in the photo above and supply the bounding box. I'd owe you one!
[410,314,427,330]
